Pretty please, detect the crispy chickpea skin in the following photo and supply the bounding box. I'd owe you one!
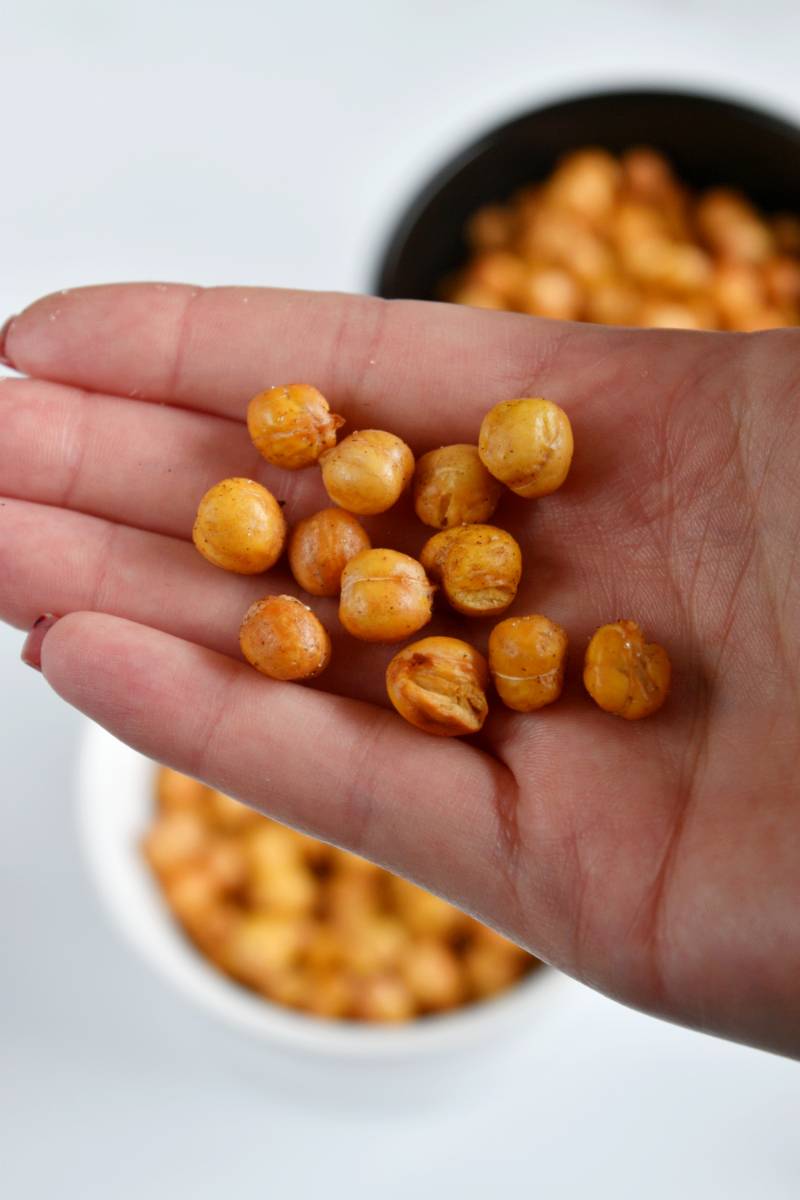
[413,443,502,529]
[386,636,489,737]
[288,507,371,596]
[339,548,433,642]
[441,524,522,617]
[192,477,286,574]
[320,429,415,515]
[584,619,671,719]
[478,397,574,499]
[239,595,331,681]
[489,614,568,711]
[247,383,344,470]
[419,526,465,583]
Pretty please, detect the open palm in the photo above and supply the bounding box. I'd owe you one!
[2,284,798,1057]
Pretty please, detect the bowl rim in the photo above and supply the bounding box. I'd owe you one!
[76,718,562,1058]
[372,84,800,299]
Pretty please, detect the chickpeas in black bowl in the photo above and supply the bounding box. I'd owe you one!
[374,89,800,331]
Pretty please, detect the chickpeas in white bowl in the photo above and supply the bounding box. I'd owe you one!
[78,720,559,1057]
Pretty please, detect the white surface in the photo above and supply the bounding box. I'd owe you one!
[1,1,799,1196]
[77,720,561,1058]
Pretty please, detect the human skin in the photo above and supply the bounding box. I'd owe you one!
[0,284,798,1057]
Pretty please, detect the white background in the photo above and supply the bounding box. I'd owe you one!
[2,1,799,1196]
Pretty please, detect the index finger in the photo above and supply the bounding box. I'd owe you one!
[1,283,657,446]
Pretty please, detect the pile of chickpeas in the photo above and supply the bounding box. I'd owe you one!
[192,385,672,730]
[443,146,800,331]
[144,767,535,1021]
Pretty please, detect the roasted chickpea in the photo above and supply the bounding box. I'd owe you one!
[142,811,208,878]
[466,203,514,251]
[218,914,307,986]
[288,507,371,596]
[584,619,671,720]
[489,614,568,711]
[354,975,415,1022]
[320,429,414,515]
[339,548,433,642]
[441,524,522,617]
[386,636,489,737]
[157,766,210,814]
[400,939,464,1011]
[419,527,464,583]
[239,595,331,681]
[413,443,502,529]
[342,916,408,976]
[517,265,583,320]
[478,397,574,498]
[247,383,344,469]
[464,937,529,998]
[545,148,621,224]
[247,861,317,915]
[193,477,286,574]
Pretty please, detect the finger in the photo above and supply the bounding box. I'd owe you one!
[2,282,671,446]
[0,498,444,705]
[0,377,329,538]
[40,612,517,921]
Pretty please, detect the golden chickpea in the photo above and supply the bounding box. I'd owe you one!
[621,147,676,202]
[205,838,249,892]
[354,975,416,1022]
[248,861,318,916]
[239,595,331,681]
[466,249,528,300]
[447,283,506,310]
[142,811,208,878]
[466,203,514,251]
[304,970,356,1019]
[400,939,464,1011]
[478,397,574,498]
[192,477,286,574]
[441,524,522,617]
[763,257,800,308]
[464,939,529,998]
[246,383,344,470]
[488,614,568,711]
[388,877,467,938]
[246,821,307,872]
[342,916,408,975]
[156,766,210,814]
[545,148,621,224]
[696,189,773,263]
[327,872,382,930]
[585,277,641,326]
[320,429,414,515]
[584,620,671,720]
[637,299,706,331]
[413,444,502,529]
[339,548,433,642]
[218,914,307,986]
[419,527,464,583]
[288,507,371,596]
[208,789,261,831]
[518,265,583,320]
[386,636,489,737]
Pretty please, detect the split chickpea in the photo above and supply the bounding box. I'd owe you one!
[413,443,502,528]
[583,619,671,719]
[386,636,489,737]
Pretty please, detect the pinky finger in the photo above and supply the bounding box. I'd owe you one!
[39,612,513,917]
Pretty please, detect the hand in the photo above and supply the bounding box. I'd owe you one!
[2,285,798,1057]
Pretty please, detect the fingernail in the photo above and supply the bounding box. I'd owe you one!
[0,315,16,368]
[21,614,60,671]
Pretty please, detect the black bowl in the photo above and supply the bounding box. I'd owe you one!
[374,89,800,301]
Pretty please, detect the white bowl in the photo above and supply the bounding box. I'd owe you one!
[77,719,561,1058]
